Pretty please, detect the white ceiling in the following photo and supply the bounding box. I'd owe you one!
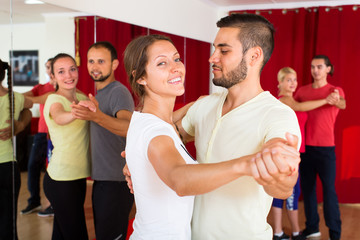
[0,0,358,24]
[0,0,77,24]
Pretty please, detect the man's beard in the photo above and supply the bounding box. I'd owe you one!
[91,72,111,82]
[212,57,247,89]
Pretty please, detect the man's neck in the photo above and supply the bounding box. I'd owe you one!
[312,78,328,88]
[95,76,116,91]
[222,78,263,116]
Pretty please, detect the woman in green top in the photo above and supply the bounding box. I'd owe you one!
[0,59,32,239]
[43,53,90,240]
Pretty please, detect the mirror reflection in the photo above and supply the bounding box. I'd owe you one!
[1,1,82,239]
[0,58,33,239]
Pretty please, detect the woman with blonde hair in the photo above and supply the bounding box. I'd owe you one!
[272,67,328,240]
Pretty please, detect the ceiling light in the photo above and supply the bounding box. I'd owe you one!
[24,0,45,4]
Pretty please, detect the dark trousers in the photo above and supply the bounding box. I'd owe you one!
[43,172,88,240]
[27,133,47,206]
[0,161,21,240]
[92,180,134,240]
[300,146,341,240]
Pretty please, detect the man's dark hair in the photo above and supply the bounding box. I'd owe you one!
[217,13,275,71]
[88,41,118,61]
[313,55,334,76]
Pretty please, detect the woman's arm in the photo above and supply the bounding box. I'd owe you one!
[14,108,32,135]
[50,102,76,125]
[173,101,195,124]
[280,96,327,111]
[25,92,52,105]
[147,135,252,196]
[0,109,32,140]
[147,134,299,197]
[125,133,300,197]
[23,96,33,109]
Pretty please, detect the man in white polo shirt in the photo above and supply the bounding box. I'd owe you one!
[177,13,301,240]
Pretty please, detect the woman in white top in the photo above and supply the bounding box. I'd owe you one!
[123,35,300,240]
[43,53,90,240]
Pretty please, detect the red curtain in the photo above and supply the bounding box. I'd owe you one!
[233,5,360,203]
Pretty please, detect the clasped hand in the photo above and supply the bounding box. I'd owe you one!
[249,132,300,187]
[71,93,98,120]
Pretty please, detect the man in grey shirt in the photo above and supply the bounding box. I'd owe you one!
[72,41,134,240]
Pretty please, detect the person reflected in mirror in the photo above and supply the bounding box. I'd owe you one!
[21,58,56,217]
[0,59,32,240]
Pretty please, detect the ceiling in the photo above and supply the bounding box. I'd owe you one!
[0,0,356,24]
[0,0,77,24]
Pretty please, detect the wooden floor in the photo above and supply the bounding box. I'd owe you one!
[16,172,360,240]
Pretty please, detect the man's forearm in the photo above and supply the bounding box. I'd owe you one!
[335,98,346,109]
[94,112,130,137]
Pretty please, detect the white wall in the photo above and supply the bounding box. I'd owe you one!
[0,14,74,90]
[0,15,75,116]
[42,0,219,43]
[43,13,76,61]
[0,23,45,93]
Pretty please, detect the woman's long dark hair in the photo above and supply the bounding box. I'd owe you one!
[0,59,13,139]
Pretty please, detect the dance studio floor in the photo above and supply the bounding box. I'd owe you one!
[17,172,360,240]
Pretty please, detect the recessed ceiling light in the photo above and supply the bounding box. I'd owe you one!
[24,0,45,4]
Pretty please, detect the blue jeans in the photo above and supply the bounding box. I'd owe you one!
[27,133,47,206]
[300,146,341,240]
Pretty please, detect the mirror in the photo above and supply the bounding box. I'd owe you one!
[0,0,17,239]
[0,1,85,239]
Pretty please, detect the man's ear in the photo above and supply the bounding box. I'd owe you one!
[249,46,263,66]
[326,65,332,74]
[112,59,119,71]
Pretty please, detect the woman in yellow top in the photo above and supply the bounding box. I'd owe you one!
[43,53,90,239]
[0,59,32,240]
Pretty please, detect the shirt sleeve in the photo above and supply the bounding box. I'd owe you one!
[181,99,202,137]
[143,122,175,152]
[260,105,302,151]
[337,86,345,98]
[31,84,41,96]
[110,85,135,117]
[14,92,25,120]
[44,94,65,120]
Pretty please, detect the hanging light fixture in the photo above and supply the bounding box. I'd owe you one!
[24,0,44,4]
